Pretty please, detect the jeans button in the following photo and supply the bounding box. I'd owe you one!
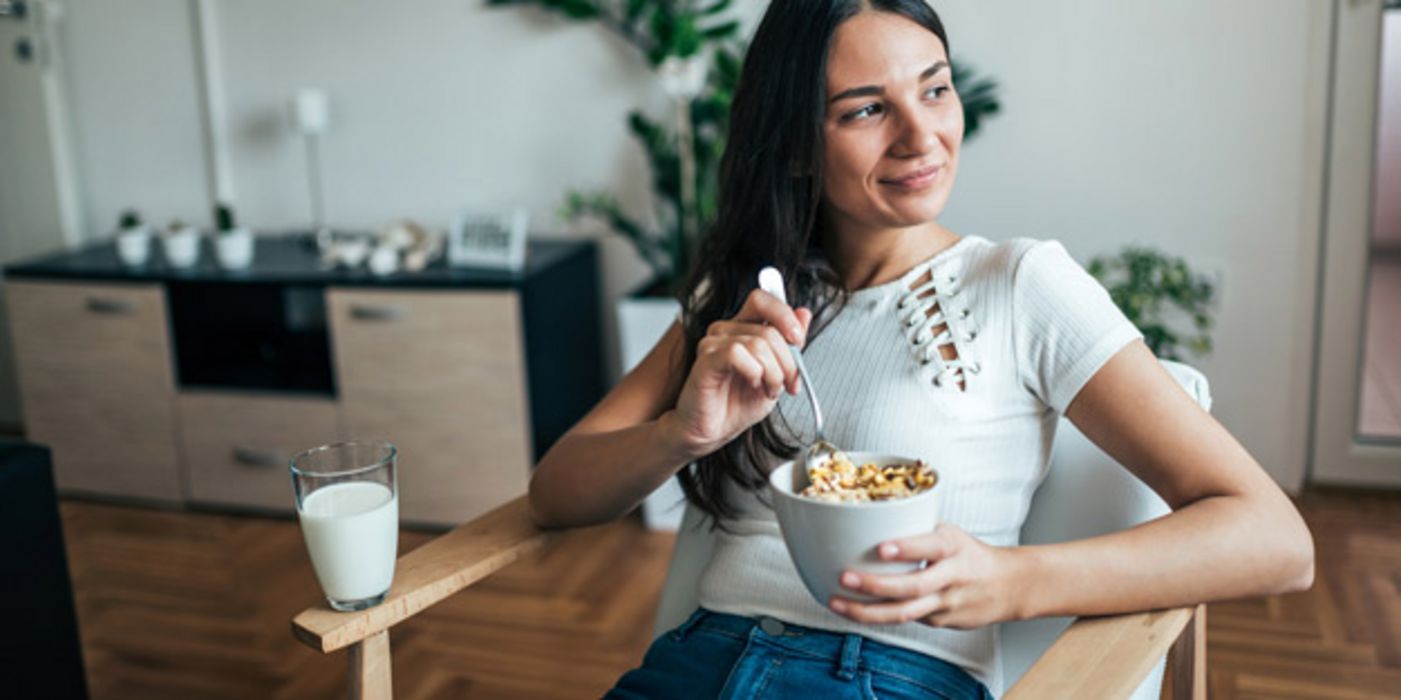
[759,617,786,636]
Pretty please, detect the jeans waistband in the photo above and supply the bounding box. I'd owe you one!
[678,608,988,697]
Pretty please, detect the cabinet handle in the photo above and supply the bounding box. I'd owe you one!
[232,446,285,468]
[349,304,406,322]
[86,297,136,315]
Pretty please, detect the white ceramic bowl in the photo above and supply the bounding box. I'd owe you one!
[769,453,940,606]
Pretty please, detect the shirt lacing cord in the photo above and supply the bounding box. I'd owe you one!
[896,271,982,389]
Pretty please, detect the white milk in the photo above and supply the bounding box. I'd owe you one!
[298,481,398,602]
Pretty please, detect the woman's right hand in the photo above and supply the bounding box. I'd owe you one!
[664,289,813,459]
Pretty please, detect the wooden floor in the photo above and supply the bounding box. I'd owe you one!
[58,487,1401,699]
[1203,487,1401,699]
[60,503,675,700]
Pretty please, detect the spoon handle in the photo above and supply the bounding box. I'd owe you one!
[789,351,824,436]
[758,266,825,438]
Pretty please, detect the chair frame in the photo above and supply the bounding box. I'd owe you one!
[292,496,1206,700]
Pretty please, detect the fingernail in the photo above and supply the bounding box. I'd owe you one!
[788,324,802,342]
[880,544,899,558]
[841,572,860,588]
[830,599,847,613]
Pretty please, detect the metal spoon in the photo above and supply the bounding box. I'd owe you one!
[758,266,838,489]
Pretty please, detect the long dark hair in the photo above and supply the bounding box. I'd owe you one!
[675,0,951,523]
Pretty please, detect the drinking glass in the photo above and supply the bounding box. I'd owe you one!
[290,440,399,611]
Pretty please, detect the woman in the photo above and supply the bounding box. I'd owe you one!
[531,1,1315,697]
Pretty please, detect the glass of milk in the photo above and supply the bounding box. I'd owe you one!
[290,441,399,611]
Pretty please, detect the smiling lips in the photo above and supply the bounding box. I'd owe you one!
[880,164,943,190]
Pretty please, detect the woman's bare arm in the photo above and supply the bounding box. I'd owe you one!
[529,293,813,529]
[1014,340,1314,617]
[830,340,1314,627]
[527,321,694,528]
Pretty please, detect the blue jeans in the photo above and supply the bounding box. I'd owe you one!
[606,608,993,699]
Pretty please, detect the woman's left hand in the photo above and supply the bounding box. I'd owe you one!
[827,523,1027,630]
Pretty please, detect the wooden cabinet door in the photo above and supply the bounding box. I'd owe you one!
[179,392,343,511]
[327,289,532,526]
[4,280,183,501]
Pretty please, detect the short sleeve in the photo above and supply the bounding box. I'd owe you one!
[1012,240,1143,413]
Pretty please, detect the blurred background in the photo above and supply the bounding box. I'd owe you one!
[3,0,1397,488]
[0,1,1398,698]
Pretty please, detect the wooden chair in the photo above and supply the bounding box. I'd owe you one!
[293,361,1211,699]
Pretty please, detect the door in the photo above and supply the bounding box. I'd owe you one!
[0,0,82,431]
[1311,0,1401,486]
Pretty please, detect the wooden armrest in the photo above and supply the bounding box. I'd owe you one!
[292,495,552,654]
[1004,604,1201,699]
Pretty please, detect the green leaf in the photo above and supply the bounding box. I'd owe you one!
[672,15,702,57]
[556,0,600,19]
[699,0,733,16]
[700,20,739,41]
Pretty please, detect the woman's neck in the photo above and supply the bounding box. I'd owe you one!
[824,221,962,291]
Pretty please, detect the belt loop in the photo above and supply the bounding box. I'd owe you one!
[669,608,709,643]
[834,634,862,681]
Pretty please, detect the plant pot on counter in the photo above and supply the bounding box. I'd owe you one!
[162,226,202,269]
[115,226,152,267]
[214,228,255,270]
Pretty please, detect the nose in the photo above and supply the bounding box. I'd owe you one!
[890,103,938,158]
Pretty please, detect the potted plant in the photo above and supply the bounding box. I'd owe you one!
[1087,247,1217,361]
[161,218,202,269]
[113,209,151,267]
[212,202,255,270]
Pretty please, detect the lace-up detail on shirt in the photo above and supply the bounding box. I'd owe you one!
[896,267,980,391]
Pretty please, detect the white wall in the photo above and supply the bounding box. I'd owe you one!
[48,0,1330,490]
[60,0,209,231]
[936,1,1330,492]
[1376,9,1401,251]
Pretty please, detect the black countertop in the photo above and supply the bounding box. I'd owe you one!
[2,235,590,288]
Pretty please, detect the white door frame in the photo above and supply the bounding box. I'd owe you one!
[1310,0,1401,486]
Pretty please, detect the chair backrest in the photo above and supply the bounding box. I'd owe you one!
[652,361,1211,699]
[999,360,1210,698]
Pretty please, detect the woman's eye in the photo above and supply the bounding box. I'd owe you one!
[925,84,951,99]
[842,103,882,122]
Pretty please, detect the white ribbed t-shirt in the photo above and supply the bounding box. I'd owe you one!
[693,235,1143,695]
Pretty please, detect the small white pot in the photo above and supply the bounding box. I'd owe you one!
[214,228,255,270]
[115,226,152,267]
[163,227,202,269]
[367,244,399,276]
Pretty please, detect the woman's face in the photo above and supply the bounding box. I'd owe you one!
[820,11,963,235]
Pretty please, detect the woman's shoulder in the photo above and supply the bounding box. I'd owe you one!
[958,235,1077,284]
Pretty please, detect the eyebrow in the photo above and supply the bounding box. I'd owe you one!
[828,61,950,104]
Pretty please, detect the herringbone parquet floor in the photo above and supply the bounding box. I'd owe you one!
[57,486,1401,699]
[1200,488,1401,699]
[60,503,675,700]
